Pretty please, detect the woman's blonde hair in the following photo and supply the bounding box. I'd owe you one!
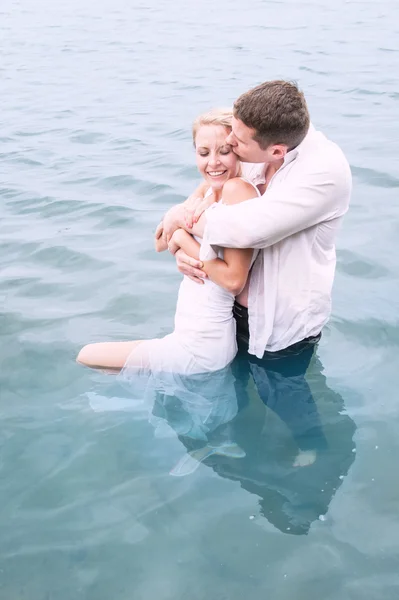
[192,108,233,145]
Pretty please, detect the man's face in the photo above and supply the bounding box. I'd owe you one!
[226,116,287,164]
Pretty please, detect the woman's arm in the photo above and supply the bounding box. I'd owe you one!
[169,228,201,259]
[169,227,252,294]
[169,179,257,294]
[201,178,258,294]
[202,248,253,295]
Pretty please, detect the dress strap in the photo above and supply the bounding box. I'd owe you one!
[239,177,262,197]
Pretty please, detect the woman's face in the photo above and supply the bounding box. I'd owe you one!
[195,125,239,190]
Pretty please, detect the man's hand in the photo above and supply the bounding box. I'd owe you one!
[175,249,207,284]
[184,195,215,229]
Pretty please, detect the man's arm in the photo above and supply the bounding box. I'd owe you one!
[203,160,352,249]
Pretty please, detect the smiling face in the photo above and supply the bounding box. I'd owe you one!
[195,124,240,190]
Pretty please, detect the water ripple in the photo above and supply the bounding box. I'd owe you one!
[1,0,399,597]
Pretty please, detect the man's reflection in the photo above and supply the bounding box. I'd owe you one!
[151,346,356,536]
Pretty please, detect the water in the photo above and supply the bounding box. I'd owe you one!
[1,0,399,597]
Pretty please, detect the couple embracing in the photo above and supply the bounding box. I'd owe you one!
[77,80,351,432]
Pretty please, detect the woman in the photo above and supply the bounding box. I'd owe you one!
[77,109,260,375]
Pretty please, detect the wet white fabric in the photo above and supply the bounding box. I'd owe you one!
[120,355,240,446]
[119,179,260,440]
[202,124,352,357]
[122,178,261,376]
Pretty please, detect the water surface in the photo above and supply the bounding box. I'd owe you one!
[1,0,399,598]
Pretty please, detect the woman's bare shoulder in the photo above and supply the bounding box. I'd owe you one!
[221,177,258,205]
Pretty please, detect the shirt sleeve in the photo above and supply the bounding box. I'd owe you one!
[203,161,352,250]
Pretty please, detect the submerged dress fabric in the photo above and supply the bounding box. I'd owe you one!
[119,223,239,439]
[119,182,260,442]
[119,262,239,442]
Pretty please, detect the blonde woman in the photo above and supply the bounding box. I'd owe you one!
[77,109,260,375]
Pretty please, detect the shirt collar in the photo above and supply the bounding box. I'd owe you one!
[255,123,317,183]
[283,122,316,164]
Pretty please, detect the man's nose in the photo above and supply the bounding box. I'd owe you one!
[226,132,236,146]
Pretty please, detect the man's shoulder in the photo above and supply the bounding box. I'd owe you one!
[294,130,351,192]
[300,126,350,170]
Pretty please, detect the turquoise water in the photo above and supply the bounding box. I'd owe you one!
[1,0,399,597]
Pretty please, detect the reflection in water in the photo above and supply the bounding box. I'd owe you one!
[145,347,357,536]
[120,362,244,474]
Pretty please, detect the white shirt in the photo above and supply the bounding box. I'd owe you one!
[201,124,352,357]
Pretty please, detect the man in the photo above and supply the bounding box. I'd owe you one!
[158,80,351,462]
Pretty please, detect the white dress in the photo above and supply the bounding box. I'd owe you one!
[119,180,260,444]
[122,179,260,377]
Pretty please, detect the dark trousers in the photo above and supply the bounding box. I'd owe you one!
[232,302,327,451]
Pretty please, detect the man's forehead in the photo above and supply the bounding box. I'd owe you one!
[232,116,253,140]
[232,115,242,130]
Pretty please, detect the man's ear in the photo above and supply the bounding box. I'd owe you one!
[271,144,288,159]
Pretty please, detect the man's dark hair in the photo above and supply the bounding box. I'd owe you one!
[234,80,310,150]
